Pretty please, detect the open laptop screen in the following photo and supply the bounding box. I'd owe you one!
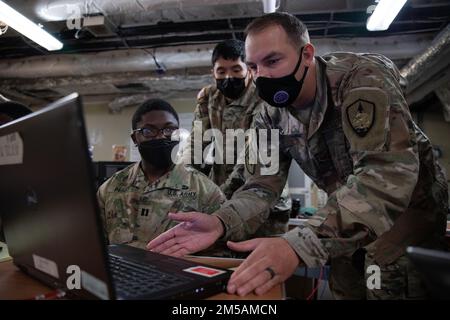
[0,93,114,299]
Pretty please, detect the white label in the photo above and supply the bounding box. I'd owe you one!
[0,132,23,165]
[32,254,59,279]
[81,270,109,300]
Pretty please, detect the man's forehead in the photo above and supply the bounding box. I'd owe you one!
[139,110,177,125]
[245,47,285,64]
[245,25,289,62]
[245,24,287,43]
[214,57,245,68]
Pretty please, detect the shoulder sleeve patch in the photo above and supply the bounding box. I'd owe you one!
[341,87,389,152]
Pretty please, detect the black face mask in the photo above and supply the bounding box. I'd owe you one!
[255,47,309,108]
[216,76,246,100]
[138,139,179,169]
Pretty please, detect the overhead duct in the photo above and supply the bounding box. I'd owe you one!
[107,75,211,112]
[435,85,450,123]
[400,23,450,103]
[0,46,214,79]
[34,0,261,21]
[4,0,375,28]
[0,34,433,79]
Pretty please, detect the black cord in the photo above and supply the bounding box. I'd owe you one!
[142,48,165,72]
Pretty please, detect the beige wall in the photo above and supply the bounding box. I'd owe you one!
[415,110,450,183]
[83,97,196,161]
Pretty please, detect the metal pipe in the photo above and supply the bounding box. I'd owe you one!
[0,46,213,78]
[34,0,260,21]
[400,23,450,93]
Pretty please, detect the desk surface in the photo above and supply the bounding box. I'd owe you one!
[0,257,284,300]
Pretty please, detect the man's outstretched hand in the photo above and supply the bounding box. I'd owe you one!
[226,237,300,296]
[146,212,224,257]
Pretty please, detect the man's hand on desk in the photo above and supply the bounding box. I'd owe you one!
[146,212,224,257]
[226,238,300,296]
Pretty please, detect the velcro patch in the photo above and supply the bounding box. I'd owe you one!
[341,87,389,151]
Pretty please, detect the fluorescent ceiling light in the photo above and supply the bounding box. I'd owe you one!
[0,1,63,51]
[367,0,408,31]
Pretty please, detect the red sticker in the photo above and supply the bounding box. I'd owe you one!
[183,266,226,277]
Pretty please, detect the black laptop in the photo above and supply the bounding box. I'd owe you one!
[406,246,450,298]
[0,93,231,300]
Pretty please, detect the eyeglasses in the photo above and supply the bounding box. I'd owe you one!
[133,126,178,139]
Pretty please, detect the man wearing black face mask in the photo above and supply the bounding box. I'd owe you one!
[150,13,448,299]
[182,39,292,240]
[183,39,260,193]
[97,99,226,250]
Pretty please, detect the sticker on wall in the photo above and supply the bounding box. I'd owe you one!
[112,144,127,161]
[0,132,23,165]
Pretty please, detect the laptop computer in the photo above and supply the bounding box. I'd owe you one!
[0,93,231,300]
[406,246,450,298]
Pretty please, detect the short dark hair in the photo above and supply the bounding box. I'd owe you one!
[0,101,32,119]
[244,12,309,50]
[132,98,179,130]
[211,39,245,66]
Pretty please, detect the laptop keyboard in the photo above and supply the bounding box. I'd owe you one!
[109,254,191,298]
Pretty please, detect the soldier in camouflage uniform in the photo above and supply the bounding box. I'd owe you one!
[182,39,291,237]
[98,98,225,250]
[149,13,448,299]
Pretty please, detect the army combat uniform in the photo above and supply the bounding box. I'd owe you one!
[187,82,264,191]
[97,162,225,250]
[211,53,448,299]
[183,82,291,236]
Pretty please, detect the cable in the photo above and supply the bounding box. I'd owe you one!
[306,266,324,301]
[142,48,166,74]
[74,27,84,39]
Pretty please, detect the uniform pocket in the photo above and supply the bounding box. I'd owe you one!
[364,251,407,299]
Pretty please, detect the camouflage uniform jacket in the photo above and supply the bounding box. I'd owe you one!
[186,81,270,196]
[212,52,448,270]
[97,162,225,249]
[184,81,291,236]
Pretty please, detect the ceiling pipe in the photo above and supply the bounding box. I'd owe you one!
[0,46,214,78]
[34,0,261,21]
[400,23,450,95]
[0,35,433,79]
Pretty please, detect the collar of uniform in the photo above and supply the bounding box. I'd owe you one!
[305,56,329,140]
[126,161,143,186]
[127,161,191,191]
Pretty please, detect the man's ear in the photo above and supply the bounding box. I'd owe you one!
[244,66,252,86]
[131,132,138,146]
[303,43,315,67]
